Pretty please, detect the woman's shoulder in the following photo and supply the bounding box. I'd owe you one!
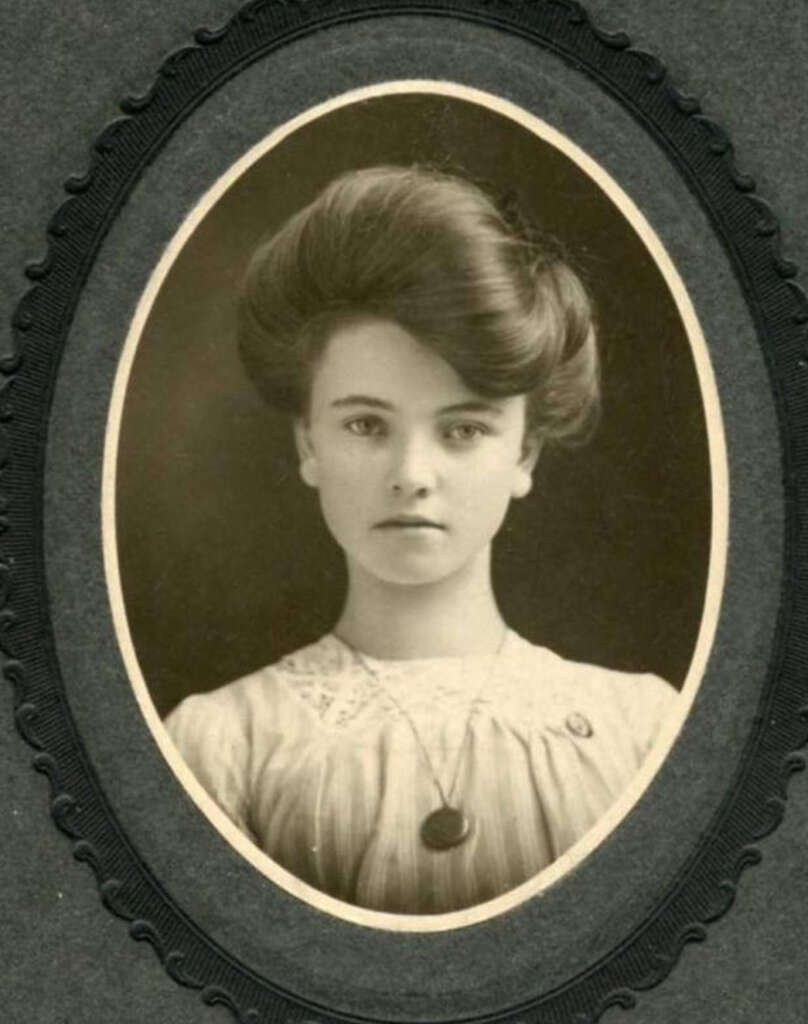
[504,631,677,755]
[163,633,351,736]
[508,631,675,699]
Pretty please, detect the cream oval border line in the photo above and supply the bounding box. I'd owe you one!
[102,79,729,933]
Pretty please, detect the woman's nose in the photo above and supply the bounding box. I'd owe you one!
[388,436,438,496]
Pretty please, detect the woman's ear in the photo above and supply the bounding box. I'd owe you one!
[293,419,319,488]
[511,434,541,499]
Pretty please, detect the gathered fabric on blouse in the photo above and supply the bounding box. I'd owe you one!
[164,630,675,914]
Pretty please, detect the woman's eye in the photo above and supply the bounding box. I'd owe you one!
[345,416,386,437]
[445,422,488,442]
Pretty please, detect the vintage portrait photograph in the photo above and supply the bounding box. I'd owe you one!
[9,0,807,1018]
[102,82,726,928]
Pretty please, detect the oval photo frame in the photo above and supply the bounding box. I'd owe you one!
[104,80,727,931]
[10,2,806,1022]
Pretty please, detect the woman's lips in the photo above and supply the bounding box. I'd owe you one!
[374,516,445,530]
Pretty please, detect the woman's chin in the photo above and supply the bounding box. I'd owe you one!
[358,553,459,589]
[373,567,452,588]
[345,532,493,589]
[363,548,488,589]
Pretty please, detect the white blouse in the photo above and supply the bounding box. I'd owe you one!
[164,631,675,914]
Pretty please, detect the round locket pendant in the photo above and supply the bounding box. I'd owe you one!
[420,806,471,850]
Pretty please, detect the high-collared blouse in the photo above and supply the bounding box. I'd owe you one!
[164,631,675,914]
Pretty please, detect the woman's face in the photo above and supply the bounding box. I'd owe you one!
[296,318,538,588]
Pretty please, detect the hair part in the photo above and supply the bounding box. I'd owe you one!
[238,165,599,444]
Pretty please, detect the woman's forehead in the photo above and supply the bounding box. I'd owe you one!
[311,318,492,411]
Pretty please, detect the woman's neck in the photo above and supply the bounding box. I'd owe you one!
[334,548,507,659]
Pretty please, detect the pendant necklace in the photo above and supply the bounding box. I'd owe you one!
[345,630,507,852]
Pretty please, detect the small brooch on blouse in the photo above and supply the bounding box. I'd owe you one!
[565,711,594,738]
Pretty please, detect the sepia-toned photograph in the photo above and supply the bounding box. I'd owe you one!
[105,83,723,925]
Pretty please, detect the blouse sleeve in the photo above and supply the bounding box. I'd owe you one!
[164,685,253,835]
[618,671,679,764]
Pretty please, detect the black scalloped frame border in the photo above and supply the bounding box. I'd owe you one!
[8,1,808,1022]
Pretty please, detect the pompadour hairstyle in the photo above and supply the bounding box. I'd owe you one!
[238,165,599,443]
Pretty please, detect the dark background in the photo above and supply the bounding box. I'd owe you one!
[2,2,807,1022]
[116,91,707,717]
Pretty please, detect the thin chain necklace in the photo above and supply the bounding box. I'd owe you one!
[342,629,508,851]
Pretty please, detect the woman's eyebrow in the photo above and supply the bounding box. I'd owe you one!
[330,395,395,410]
[437,400,504,416]
[329,396,503,415]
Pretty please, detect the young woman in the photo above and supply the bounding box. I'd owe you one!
[165,166,675,915]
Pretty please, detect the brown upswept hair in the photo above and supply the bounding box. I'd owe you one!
[238,166,599,443]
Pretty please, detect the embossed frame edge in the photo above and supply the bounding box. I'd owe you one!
[7,1,808,1022]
